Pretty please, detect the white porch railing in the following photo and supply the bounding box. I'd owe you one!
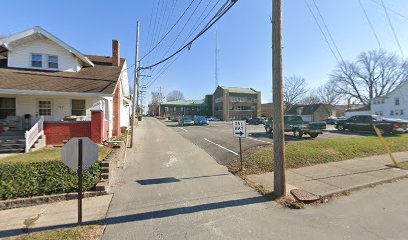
[25,117,44,153]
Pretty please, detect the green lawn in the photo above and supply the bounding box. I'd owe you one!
[5,225,103,240]
[244,134,408,173]
[0,146,111,164]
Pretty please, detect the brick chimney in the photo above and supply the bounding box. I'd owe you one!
[112,40,120,66]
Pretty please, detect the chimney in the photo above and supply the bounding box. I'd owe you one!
[112,40,120,66]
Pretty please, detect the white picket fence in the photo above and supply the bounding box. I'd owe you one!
[25,117,44,153]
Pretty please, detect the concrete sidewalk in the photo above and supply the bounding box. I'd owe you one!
[247,152,408,197]
[0,194,113,238]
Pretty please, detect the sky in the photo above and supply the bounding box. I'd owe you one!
[1,0,408,107]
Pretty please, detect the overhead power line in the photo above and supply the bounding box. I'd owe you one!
[358,0,382,49]
[143,0,224,88]
[304,0,341,65]
[141,0,237,70]
[140,0,197,61]
[310,0,345,64]
[380,0,404,57]
[369,0,408,22]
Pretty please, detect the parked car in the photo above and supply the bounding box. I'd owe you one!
[194,116,209,125]
[247,117,264,125]
[178,116,194,126]
[172,116,181,122]
[264,116,325,138]
[206,116,220,121]
[324,118,338,125]
[335,115,408,134]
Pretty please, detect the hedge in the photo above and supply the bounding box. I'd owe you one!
[0,161,101,200]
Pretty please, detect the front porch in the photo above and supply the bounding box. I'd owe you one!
[0,93,116,152]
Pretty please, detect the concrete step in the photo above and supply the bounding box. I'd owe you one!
[0,148,25,153]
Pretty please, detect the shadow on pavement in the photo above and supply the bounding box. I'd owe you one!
[248,132,315,141]
[0,195,274,238]
[135,173,230,185]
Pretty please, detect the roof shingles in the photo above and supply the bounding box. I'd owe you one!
[0,55,125,95]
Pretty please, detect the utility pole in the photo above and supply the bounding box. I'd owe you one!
[139,85,146,115]
[215,30,219,90]
[158,86,163,116]
[130,21,140,148]
[272,0,286,197]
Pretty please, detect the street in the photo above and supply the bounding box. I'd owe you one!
[162,119,366,165]
[103,118,408,240]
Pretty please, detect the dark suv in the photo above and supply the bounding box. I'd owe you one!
[336,115,408,134]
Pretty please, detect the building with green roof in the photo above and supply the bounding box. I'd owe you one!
[160,99,210,116]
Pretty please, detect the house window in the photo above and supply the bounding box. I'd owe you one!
[390,110,394,116]
[38,100,52,116]
[31,54,42,68]
[0,98,16,119]
[48,55,58,69]
[71,100,86,116]
[401,109,404,115]
[395,98,400,105]
[382,99,385,104]
[174,107,177,111]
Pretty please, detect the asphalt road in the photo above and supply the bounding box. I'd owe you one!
[103,118,408,240]
[162,120,366,165]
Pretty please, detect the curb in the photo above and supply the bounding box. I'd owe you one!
[318,173,408,199]
[0,191,106,210]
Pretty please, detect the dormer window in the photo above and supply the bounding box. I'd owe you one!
[31,54,42,68]
[48,55,58,69]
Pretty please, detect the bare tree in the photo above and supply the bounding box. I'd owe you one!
[284,76,308,107]
[316,82,342,105]
[150,91,164,115]
[166,90,185,102]
[300,93,321,105]
[330,50,408,105]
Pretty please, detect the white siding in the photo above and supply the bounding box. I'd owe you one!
[7,37,81,72]
[0,94,100,126]
[371,83,408,120]
[344,110,371,119]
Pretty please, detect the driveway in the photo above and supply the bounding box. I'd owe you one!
[103,117,408,240]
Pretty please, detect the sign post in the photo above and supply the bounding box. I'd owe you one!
[78,139,83,225]
[62,137,98,226]
[232,120,246,170]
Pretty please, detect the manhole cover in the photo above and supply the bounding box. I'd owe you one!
[290,189,321,202]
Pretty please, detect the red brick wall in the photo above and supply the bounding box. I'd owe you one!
[91,111,103,143]
[104,120,109,140]
[44,122,91,145]
[113,81,121,136]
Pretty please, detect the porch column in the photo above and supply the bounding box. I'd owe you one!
[91,109,104,143]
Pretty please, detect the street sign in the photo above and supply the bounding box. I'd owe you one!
[62,137,98,225]
[62,137,98,170]
[232,120,246,138]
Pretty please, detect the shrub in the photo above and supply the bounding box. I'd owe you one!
[0,161,100,200]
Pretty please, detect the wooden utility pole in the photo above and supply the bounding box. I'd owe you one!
[130,21,140,148]
[272,0,286,197]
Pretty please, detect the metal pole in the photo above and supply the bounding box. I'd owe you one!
[239,137,243,170]
[130,21,140,148]
[77,139,83,225]
[272,0,286,197]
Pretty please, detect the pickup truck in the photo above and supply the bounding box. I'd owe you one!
[264,116,325,138]
[336,115,408,134]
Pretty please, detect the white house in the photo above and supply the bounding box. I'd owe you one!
[0,26,131,152]
[371,81,408,120]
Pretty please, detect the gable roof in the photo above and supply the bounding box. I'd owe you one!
[0,55,125,95]
[219,86,258,94]
[161,100,206,106]
[0,26,94,67]
[287,104,331,115]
